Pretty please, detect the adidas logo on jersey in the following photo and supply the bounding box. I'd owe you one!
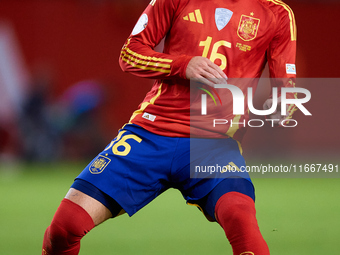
[183,9,204,24]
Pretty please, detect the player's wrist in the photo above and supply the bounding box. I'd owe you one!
[171,55,194,79]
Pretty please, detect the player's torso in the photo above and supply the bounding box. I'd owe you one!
[165,0,278,78]
[131,0,285,138]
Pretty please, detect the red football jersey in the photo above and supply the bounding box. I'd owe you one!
[119,0,297,140]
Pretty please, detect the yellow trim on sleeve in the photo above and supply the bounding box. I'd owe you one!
[122,52,171,69]
[124,39,173,63]
[267,0,297,41]
[120,39,173,73]
[125,47,173,63]
[121,56,171,73]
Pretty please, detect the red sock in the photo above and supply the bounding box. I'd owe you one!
[215,192,270,255]
[42,198,95,255]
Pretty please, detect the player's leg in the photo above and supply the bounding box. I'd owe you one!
[215,191,270,255]
[180,137,269,254]
[201,178,270,255]
[43,124,177,255]
[42,184,123,255]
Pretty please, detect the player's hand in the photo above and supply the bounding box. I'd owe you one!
[263,97,295,127]
[186,56,228,87]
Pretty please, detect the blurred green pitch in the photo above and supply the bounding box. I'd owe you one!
[0,162,339,255]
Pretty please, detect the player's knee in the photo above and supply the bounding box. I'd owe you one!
[48,219,80,249]
[215,192,257,226]
[42,199,95,254]
[215,193,269,254]
[45,221,72,251]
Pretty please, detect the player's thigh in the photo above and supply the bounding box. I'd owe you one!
[76,125,177,217]
[65,188,124,226]
[202,177,255,220]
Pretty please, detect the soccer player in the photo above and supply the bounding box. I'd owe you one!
[42,0,297,254]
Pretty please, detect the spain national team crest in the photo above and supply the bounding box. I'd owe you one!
[215,8,233,31]
[237,15,260,41]
[89,155,111,174]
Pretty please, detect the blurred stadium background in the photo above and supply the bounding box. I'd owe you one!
[0,0,339,254]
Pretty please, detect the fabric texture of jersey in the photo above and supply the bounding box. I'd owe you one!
[119,0,297,140]
[74,124,251,216]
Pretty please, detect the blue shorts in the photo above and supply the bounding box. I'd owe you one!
[73,124,253,217]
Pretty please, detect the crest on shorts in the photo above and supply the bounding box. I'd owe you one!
[89,155,111,174]
[237,15,260,41]
[215,8,233,31]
